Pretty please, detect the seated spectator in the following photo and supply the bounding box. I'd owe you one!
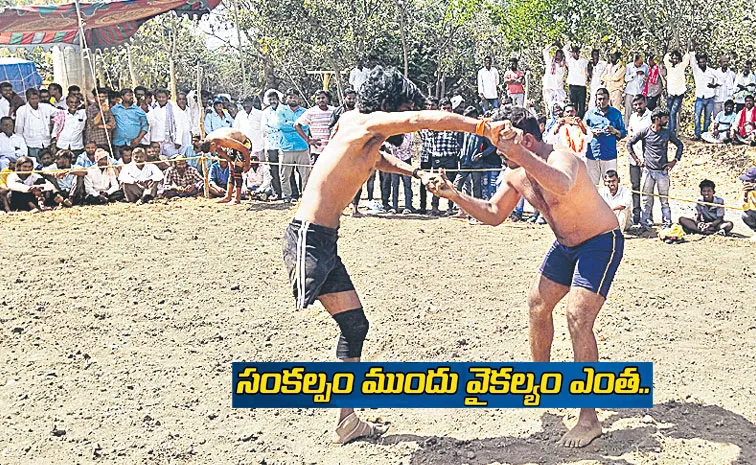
[147,141,170,171]
[738,168,756,241]
[737,121,756,146]
[42,150,77,206]
[244,156,273,201]
[113,146,132,176]
[0,116,27,171]
[736,95,756,139]
[678,179,733,236]
[82,149,123,204]
[75,141,99,168]
[208,158,230,198]
[702,100,737,144]
[0,159,10,213]
[160,158,203,199]
[598,170,632,231]
[37,148,55,170]
[118,147,164,204]
[5,156,57,211]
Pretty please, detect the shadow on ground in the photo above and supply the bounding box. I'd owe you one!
[376,401,756,465]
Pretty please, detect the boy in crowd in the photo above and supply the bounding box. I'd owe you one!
[678,179,733,236]
[208,157,230,198]
[599,170,632,231]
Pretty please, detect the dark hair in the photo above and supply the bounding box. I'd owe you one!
[564,102,576,111]
[746,95,755,101]
[571,46,581,53]
[85,140,98,147]
[490,105,542,141]
[314,89,332,102]
[49,83,63,94]
[463,106,480,118]
[145,91,153,98]
[633,95,646,103]
[604,170,619,179]
[651,107,669,121]
[55,149,73,161]
[0,81,13,90]
[484,56,492,61]
[0,116,13,125]
[596,87,609,98]
[611,51,622,60]
[154,88,169,97]
[199,141,211,153]
[439,97,452,107]
[671,50,682,60]
[725,99,735,107]
[509,57,518,63]
[68,85,80,93]
[357,66,426,114]
[251,95,262,109]
[591,49,600,55]
[120,88,133,97]
[699,179,715,190]
[344,88,357,96]
[696,52,708,61]
[426,97,439,106]
[265,89,280,100]
[537,114,547,126]
[134,86,148,94]
[633,53,642,61]
[25,88,39,99]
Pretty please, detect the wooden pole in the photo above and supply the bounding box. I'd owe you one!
[127,44,138,88]
[232,0,246,89]
[73,0,88,92]
[201,152,210,198]
[169,17,178,101]
[197,61,204,137]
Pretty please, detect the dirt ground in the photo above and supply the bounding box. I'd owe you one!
[1,142,755,465]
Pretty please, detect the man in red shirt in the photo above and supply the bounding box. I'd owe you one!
[503,58,526,106]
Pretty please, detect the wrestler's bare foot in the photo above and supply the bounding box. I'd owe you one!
[233,199,241,205]
[559,418,602,448]
[217,197,232,204]
[333,412,390,445]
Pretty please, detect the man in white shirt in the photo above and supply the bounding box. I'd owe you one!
[663,50,690,136]
[149,88,180,158]
[588,49,608,110]
[599,170,632,231]
[623,54,648,127]
[81,148,122,204]
[626,95,652,225]
[690,51,719,140]
[174,92,193,157]
[348,60,368,92]
[477,56,500,112]
[0,116,27,170]
[118,147,164,203]
[713,55,736,117]
[51,95,86,154]
[563,44,589,117]
[15,88,59,160]
[542,44,567,117]
[734,61,756,112]
[233,96,265,160]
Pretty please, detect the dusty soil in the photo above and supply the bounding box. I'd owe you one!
[1,142,755,465]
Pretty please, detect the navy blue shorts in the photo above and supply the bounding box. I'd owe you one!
[539,229,624,298]
[283,219,355,309]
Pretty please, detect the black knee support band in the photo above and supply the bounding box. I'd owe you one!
[332,308,369,359]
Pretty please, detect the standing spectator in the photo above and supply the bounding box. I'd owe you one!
[388,132,414,213]
[204,97,233,133]
[348,59,368,92]
[430,98,460,216]
[160,158,204,199]
[626,95,652,224]
[51,95,86,154]
[329,88,357,132]
[68,86,82,106]
[417,98,438,214]
[208,158,230,198]
[119,147,164,204]
[48,83,67,110]
[81,149,122,204]
[295,90,335,164]
[702,100,738,144]
[736,95,756,138]
[173,92,193,158]
[584,88,626,185]
[733,61,755,112]
[261,89,285,200]
[563,43,589,117]
[454,106,494,205]
[503,58,525,106]
[15,88,58,160]
[86,87,116,151]
[111,88,149,159]
[277,89,309,202]
[0,82,25,117]
[626,108,684,229]
[134,86,148,106]
[235,96,265,161]
[602,52,625,110]
[588,49,608,110]
[149,88,180,158]
[477,56,500,112]
[0,116,27,170]
[678,179,733,236]
[542,43,566,116]
[663,50,690,136]
[642,54,663,110]
[599,170,632,231]
[623,54,648,127]
[690,51,719,140]
[739,167,756,240]
[543,102,593,159]
[713,55,736,117]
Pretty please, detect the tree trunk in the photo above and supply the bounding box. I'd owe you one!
[169,23,177,100]
[329,56,345,104]
[127,44,138,88]
[397,1,409,76]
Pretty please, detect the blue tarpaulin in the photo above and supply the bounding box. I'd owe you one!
[0,58,42,96]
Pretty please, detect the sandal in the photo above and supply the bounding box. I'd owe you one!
[333,412,390,445]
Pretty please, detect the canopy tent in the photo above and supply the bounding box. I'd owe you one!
[0,0,221,50]
[0,58,43,94]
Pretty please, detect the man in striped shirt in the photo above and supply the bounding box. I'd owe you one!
[295,90,335,164]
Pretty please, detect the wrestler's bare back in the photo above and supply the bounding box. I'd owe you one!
[504,150,619,246]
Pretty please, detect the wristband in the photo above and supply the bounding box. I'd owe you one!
[475,119,489,136]
[412,168,421,179]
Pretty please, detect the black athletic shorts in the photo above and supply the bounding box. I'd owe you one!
[230,164,244,188]
[283,219,355,309]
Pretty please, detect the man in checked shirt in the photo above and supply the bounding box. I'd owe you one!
[418,97,437,214]
[430,98,461,215]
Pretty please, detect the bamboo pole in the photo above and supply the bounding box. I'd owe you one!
[201,152,209,198]
[169,22,177,101]
[73,0,88,92]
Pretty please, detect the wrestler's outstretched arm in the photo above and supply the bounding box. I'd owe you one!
[427,169,521,226]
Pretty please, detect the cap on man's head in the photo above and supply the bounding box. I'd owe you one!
[212,96,224,104]
[739,167,756,182]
